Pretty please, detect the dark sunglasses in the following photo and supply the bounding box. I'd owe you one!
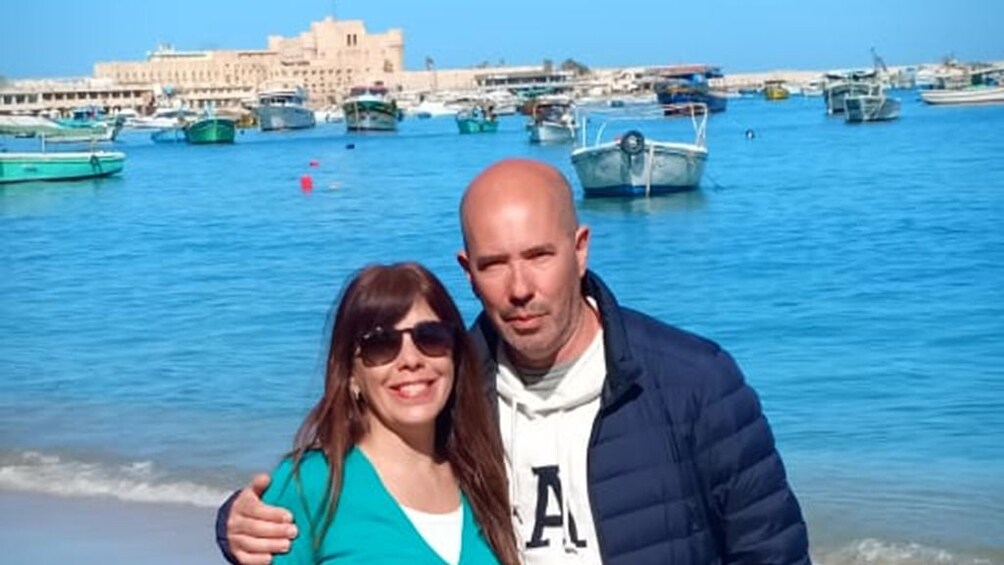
[356,321,456,366]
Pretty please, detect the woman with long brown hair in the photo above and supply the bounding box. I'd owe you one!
[262,262,518,564]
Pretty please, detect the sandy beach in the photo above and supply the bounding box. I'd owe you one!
[0,490,221,564]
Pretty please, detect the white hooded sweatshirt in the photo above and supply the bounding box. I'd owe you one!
[496,330,605,565]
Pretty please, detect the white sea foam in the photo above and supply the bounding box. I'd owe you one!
[815,538,996,565]
[0,450,231,508]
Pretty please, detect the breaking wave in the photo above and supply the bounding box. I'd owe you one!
[0,450,231,508]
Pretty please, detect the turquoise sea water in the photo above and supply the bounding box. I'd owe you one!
[2,96,1002,563]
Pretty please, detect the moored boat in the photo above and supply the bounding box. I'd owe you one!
[57,106,122,130]
[0,151,125,184]
[570,107,708,197]
[0,115,118,145]
[255,86,316,131]
[43,124,121,144]
[45,106,123,143]
[764,80,790,101]
[151,127,186,143]
[823,69,879,114]
[844,87,901,123]
[528,95,577,143]
[127,106,196,130]
[920,86,1004,105]
[455,104,499,134]
[654,65,728,116]
[184,116,236,145]
[918,64,1004,105]
[342,84,401,132]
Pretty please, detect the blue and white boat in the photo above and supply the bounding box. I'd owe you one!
[654,65,728,116]
[49,106,123,143]
[570,107,708,197]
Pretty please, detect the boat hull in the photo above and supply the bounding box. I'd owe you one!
[343,100,399,131]
[256,105,316,131]
[844,95,901,122]
[45,122,122,144]
[0,151,125,184]
[456,118,499,134]
[656,89,728,114]
[529,121,576,143]
[571,141,707,197]
[184,118,236,144]
[151,128,185,143]
[824,82,876,114]
[764,85,790,100]
[920,86,1004,105]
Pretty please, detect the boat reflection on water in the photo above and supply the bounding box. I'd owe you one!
[578,189,707,216]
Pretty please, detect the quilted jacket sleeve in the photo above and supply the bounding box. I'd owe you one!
[692,348,811,564]
[215,490,241,564]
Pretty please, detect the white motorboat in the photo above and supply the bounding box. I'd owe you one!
[127,107,196,130]
[844,93,901,122]
[527,95,577,143]
[570,106,708,197]
[920,85,1004,105]
[255,86,316,131]
[823,70,879,114]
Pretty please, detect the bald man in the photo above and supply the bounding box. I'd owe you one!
[217,159,810,565]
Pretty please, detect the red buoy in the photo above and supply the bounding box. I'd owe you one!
[300,174,314,192]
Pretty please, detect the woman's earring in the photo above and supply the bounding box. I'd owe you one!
[350,382,362,403]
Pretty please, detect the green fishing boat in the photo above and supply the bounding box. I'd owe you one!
[456,115,499,134]
[184,117,236,144]
[0,151,125,184]
[0,116,127,184]
[455,103,499,134]
[342,84,401,131]
[456,117,499,133]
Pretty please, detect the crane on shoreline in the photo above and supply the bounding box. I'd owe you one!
[871,47,889,74]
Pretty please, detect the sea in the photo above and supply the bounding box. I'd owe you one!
[2,94,1002,564]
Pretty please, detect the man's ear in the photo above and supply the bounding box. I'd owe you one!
[457,249,472,280]
[574,225,591,277]
[456,250,480,298]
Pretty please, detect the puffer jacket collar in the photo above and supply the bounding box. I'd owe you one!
[470,270,642,409]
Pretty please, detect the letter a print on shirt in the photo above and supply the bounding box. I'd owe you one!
[526,465,587,549]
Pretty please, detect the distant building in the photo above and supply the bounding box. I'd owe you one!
[475,68,576,94]
[0,78,153,117]
[92,16,404,110]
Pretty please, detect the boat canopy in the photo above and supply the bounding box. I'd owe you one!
[349,85,389,96]
[824,69,878,81]
[652,64,723,79]
[0,115,70,136]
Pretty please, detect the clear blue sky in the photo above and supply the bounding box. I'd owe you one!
[2,0,1002,79]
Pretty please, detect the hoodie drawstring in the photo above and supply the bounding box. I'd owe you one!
[508,398,527,557]
[558,410,578,554]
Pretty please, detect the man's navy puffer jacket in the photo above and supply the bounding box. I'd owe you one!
[471,270,810,564]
